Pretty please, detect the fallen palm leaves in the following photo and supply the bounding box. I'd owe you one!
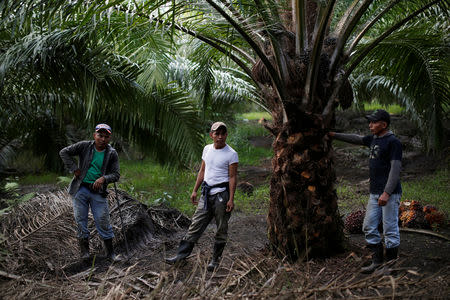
[0,191,448,299]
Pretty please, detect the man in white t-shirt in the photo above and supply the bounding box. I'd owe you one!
[165,122,238,271]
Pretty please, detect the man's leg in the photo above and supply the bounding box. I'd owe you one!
[208,191,231,271]
[90,192,117,260]
[90,193,114,240]
[72,186,91,259]
[361,194,383,273]
[383,193,401,261]
[165,196,214,264]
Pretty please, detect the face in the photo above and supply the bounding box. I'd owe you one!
[93,130,111,150]
[209,128,227,149]
[369,120,388,136]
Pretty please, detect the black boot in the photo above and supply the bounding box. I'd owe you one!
[385,247,398,261]
[103,238,119,262]
[79,238,90,260]
[165,240,195,265]
[361,243,383,274]
[207,242,226,271]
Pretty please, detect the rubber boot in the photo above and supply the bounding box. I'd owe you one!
[207,242,226,271]
[103,238,119,262]
[79,238,90,260]
[165,240,195,265]
[385,247,398,261]
[361,243,383,274]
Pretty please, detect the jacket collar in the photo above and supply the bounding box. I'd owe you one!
[90,140,111,153]
[374,130,393,139]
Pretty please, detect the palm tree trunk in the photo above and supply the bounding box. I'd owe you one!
[267,114,345,260]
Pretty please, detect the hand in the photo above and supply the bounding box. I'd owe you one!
[226,199,234,212]
[378,192,390,206]
[74,169,81,178]
[92,176,105,191]
[328,131,335,137]
[190,191,198,205]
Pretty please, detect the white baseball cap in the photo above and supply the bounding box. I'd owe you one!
[210,122,227,132]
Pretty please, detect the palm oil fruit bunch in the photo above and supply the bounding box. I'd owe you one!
[344,210,366,234]
[399,201,446,229]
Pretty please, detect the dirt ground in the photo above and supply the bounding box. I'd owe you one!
[1,112,449,299]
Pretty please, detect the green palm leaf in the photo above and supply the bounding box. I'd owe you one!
[352,22,449,150]
[0,25,205,168]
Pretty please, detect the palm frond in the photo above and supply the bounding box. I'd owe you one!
[0,25,205,167]
[351,23,449,150]
[0,138,20,173]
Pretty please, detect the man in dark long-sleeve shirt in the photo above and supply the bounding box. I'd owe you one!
[330,109,402,273]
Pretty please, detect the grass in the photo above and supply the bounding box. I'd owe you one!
[234,185,270,214]
[336,183,367,215]
[336,169,450,216]
[227,121,272,166]
[119,158,197,214]
[238,111,272,121]
[364,101,404,114]
[402,169,450,213]
[18,173,60,185]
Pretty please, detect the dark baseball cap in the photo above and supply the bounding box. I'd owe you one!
[95,123,112,134]
[365,109,390,126]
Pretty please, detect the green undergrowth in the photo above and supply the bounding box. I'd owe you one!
[119,158,197,215]
[402,169,449,213]
[18,173,60,185]
[336,182,367,216]
[227,121,272,166]
[238,111,272,121]
[234,185,270,215]
[336,169,450,215]
[364,101,404,114]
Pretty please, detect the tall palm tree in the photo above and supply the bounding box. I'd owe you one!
[2,0,449,259]
[118,0,447,260]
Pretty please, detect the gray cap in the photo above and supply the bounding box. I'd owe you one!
[210,121,227,132]
[365,109,390,126]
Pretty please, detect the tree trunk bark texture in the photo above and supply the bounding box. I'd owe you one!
[267,114,345,260]
[252,0,351,259]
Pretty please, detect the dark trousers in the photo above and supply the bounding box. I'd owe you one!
[184,190,231,244]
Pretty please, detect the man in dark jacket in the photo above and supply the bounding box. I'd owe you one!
[60,123,120,261]
[330,109,402,273]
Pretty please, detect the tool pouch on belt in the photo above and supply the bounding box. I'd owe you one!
[201,181,229,210]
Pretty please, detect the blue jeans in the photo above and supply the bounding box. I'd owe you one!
[363,193,401,249]
[72,186,114,240]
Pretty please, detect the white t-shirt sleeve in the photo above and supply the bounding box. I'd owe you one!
[229,150,238,165]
